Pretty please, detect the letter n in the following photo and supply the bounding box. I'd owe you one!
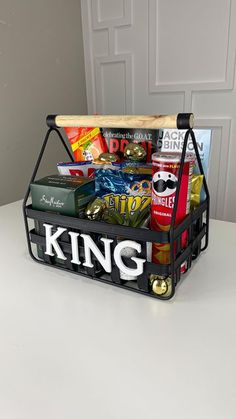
[81,234,113,273]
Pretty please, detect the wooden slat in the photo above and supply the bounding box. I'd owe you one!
[51,113,194,129]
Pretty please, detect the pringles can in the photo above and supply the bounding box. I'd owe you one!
[151,152,195,268]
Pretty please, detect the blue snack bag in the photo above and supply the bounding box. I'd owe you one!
[95,167,151,216]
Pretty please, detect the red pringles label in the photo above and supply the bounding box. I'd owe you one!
[151,152,195,266]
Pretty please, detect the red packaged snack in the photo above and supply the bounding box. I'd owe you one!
[151,152,195,268]
[57,161,96,178]
[64,127,108,162]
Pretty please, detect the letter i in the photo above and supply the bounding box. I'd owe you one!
[68,232,81,265]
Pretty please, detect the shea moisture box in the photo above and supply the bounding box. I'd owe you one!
[30,175,95,217]
[31,175,95,264]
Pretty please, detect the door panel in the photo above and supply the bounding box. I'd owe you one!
[81,0,236,221]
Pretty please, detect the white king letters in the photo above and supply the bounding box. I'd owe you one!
[43,223,146,277]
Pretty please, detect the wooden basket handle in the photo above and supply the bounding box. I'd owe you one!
[46,113,194,130]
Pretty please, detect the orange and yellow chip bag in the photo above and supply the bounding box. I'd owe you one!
[64,127,108,162]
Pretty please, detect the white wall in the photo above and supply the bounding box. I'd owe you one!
[0,0,87,206]
[81,0,236,223]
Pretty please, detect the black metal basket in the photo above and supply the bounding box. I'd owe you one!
[23,114,210,300]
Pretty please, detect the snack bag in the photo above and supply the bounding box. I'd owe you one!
[95,167,151,216]
[64,127,108,162]
[57,161,97,178]
[57,161,120,178]
[121,161,152,175]
[190,174,204,210]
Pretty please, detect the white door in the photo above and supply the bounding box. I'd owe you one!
[81,0,236,222]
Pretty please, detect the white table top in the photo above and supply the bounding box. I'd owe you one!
[0,200,236,419]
